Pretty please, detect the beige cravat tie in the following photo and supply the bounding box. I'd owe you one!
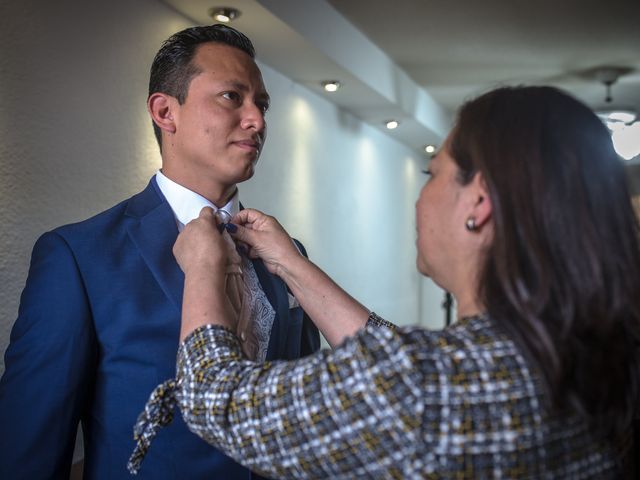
[218,211,258,360]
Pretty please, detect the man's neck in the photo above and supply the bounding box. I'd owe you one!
[160,169,236,208]
[213,186,238,209]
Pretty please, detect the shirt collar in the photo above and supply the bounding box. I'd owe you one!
[155,170,239,231]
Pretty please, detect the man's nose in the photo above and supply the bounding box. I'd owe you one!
[240,103,266,132]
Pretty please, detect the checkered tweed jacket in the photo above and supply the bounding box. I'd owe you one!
[130,314,626,478]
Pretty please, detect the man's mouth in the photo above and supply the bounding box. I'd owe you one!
[232,139,261,152]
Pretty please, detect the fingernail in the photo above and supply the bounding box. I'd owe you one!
[225,223,238,233]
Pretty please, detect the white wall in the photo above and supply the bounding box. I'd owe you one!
[0,0,445,376]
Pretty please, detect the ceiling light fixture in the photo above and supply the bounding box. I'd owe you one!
[595,67,637,125]
[385,120,399,130]
[598,109,637,126]
[424,145,436,154]
[208,7,241,23]
[593,67,640,160]
[321,81,341,92]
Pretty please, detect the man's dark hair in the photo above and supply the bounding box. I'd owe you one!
[148,24,256,149]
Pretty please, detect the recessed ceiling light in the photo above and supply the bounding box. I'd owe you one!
[321,81,341,92]
[208,7,241,23]
[424,145,436,153]
[385,120,399,130]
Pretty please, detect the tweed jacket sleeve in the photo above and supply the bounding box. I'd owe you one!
[174,316,420,479]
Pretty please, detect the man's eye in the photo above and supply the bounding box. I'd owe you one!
[221,92,241,102]
[258,102,270,114]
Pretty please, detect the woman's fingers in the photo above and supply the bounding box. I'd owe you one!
[174,207,228,274]
[199,206,216,220]
[229,221,258,246]
[232,208,266,229]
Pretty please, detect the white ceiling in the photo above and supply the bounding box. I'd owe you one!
[162,0,640,163]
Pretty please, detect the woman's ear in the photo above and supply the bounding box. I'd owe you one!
[148,93,177,135]
[470,172,492,228]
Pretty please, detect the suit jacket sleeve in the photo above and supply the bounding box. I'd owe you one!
[292,239,321,356]
[0,231,97,479]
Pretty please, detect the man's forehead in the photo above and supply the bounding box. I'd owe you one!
[194,45,261,73]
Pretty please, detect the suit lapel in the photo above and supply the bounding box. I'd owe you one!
[126,179,184,314]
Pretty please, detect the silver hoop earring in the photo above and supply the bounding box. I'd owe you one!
[465,217,477,231]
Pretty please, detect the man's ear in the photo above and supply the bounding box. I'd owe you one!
[470,172,492,228]
[148,93,178,135]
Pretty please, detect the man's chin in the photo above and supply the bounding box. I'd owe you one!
[235,163,257,183]
[416,259,431,278]
[226,156,258,183]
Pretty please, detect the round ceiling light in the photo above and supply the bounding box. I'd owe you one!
[321,81,341,92]
[424,145,436,154]
[208,7,241,23]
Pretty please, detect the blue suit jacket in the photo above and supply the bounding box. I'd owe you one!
[0,179,320,479]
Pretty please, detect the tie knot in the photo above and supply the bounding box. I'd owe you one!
[216,209,232,225]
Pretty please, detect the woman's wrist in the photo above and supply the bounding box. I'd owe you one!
[275,250,310,287]
[180,267,230,341]
[182,258,226,278]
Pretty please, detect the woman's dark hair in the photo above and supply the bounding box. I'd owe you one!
[148,24,256,150]
[450,86,640,440]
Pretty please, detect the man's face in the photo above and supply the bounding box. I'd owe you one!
[169,43,269,191]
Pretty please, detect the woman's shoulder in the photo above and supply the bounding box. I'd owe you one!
[377,314,517,356]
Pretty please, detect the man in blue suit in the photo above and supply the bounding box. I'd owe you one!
[0,25,320,479]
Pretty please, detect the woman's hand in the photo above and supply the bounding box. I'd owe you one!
[173,207,227,276]
[174,207,238,341]
[231,208,370,347]
[230,208,302,277]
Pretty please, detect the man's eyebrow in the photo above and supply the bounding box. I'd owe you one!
[220,80,249,91]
